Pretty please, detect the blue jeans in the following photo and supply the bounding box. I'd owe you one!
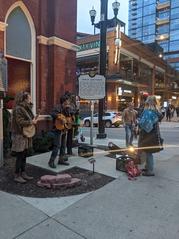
[49,130,62,161]
[145,152,154,172]
[125,124,134,147]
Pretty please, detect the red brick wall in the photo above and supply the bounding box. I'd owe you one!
[0,0,77,115]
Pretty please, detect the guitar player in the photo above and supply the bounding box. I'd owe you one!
[48,95,70,168]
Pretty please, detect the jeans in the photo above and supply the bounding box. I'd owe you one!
[145,152,154,172]
[125,124,134,147]
[49,130,62,161]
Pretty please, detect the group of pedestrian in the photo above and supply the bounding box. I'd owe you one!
[161,104,179,121]
[122,96,163,177]
[11,91,79,183]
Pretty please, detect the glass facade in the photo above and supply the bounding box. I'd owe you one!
[128,0,179,71]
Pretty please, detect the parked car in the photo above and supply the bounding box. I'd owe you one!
[83,112,122,128]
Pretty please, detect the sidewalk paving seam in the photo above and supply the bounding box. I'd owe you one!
[12,218,49,239]
[52,217,88,239]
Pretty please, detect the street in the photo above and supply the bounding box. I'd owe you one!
[82,123,179,145]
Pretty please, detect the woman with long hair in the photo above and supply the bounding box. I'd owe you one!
[11,92,37,183]
[138,95,163,176]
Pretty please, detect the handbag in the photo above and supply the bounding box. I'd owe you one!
[23,110,40,138]
[23,125,36,138]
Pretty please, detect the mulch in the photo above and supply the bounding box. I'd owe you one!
[0,157,115,198]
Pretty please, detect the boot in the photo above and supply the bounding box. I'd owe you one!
[14,174,27,183]
[21,172,34,180]
[59,155,68,161]
[48,159,56,168]
[58,156,69,166]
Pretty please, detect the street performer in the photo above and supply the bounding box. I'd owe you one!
[48,95,70,168]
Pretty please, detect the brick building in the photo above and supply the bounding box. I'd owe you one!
[77,28,179,114]
[0,0,77,117]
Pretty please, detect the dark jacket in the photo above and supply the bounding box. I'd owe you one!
[138,110,163,153]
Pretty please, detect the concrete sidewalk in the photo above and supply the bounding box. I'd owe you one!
[0,139,179,239]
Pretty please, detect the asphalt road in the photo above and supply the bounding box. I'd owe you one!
[82,125,179,145]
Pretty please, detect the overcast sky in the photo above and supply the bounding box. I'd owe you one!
[77,0,129,34]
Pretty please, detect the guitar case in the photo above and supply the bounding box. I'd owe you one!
[78,145,93,158]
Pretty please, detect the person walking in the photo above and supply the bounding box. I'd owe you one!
[11,92,37,183]
[48,95,70,168]
[138,96,163,176]
[166,104,172,121]
[122,102,137,147]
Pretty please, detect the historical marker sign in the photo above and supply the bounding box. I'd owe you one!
[78,74,105,100]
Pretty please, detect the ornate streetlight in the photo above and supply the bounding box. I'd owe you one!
[89,0,120,139]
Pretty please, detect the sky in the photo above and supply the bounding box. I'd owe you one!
[77,0,129,34]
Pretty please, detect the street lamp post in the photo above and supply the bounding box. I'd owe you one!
[89,0,120,139]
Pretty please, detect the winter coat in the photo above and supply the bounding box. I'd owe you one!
[11,102,34,152]
[138,110,163,153]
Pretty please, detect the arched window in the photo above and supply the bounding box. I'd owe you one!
[6,7,31,60]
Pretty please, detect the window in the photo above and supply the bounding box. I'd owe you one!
[6,7,31,60]
[143,25,155,35]
[171,8,179,19]
[156,24,169,34]
[170,30,179,41]
[143,35,155,43]
[143,0,156,6]
[143,14,156,26]
[171,0,179,8]
[170,40,179,51]
[170,19,179,30]
[159,41,169,52]
[143,4,156,15]
[157,9,169,19]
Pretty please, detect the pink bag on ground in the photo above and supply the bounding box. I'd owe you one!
[125,160,141,180]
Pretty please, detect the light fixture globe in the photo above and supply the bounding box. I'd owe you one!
[89,6,97,25]
[112,0,120,18]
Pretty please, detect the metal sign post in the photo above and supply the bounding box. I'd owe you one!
[90,100,94,145]
[78,74,106,144]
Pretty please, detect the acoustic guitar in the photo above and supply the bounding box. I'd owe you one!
[55,114,75,131]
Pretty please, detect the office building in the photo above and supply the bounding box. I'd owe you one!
[128,0,179,71]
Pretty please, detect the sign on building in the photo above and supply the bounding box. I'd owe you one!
[78,74,105,100]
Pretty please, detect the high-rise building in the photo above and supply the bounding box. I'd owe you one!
[128,0,179,71]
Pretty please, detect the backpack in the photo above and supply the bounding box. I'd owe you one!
[139,109,158,133]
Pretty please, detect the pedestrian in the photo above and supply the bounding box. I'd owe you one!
[161,106,166,118]
[48,95,70,168]
[122,102,137,147]
[166,104,172,121]
[11,92,37,183]
[176,106,179,117]
[138,96,163,176]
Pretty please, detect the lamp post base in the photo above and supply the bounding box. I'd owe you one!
[96,133,107,139]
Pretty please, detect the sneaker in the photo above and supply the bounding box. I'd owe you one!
[21,172,34,180]
[14,176,27,183]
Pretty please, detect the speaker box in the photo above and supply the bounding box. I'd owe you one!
[78,145,93,158]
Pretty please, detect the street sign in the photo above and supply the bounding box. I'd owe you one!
[78,74,105,100]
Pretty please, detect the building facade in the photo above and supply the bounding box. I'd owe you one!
[77,29,179,115]
[128,0,179,71]
[0,0,77,118]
